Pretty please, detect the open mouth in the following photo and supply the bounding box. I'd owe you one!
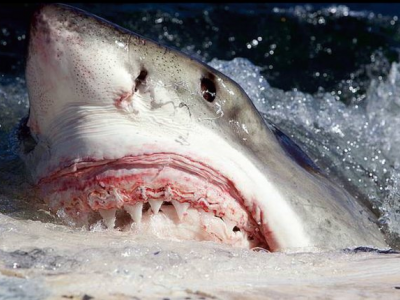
[38,153,270,250]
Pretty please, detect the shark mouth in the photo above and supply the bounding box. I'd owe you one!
[38,153,270,250]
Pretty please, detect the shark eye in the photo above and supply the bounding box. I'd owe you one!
[201,77,216,102]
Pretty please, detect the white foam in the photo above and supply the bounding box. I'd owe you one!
[0,213,398,299]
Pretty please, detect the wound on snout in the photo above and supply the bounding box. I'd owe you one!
[201,77,216,102]
[114,69,148,109]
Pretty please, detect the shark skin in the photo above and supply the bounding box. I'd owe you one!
[19,4,387,252]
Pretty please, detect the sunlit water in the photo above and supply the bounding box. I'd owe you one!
[1,3,400,299]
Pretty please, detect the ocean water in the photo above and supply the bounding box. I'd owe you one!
[1,3,400,299]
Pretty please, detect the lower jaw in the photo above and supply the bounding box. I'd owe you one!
[37,158,269,250]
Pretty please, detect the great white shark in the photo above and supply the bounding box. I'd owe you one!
[19,4,387,252]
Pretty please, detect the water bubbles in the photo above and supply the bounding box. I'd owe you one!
[317,17,326,24]
[171,17,183,25]
[163,31,175,42]
[247,38,265,49]
[1,28,9,36]
[328,7,337,14]
[349,85,358,93]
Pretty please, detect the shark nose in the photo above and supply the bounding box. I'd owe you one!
[30,6,49,35]
[28,10,57,57]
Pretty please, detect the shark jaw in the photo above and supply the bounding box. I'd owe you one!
[27,105,279,250]
[38,153,269,250]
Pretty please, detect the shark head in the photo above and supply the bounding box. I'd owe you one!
[21,4,387,251]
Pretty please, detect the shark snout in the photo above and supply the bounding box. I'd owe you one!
[28,6,69,70]
[30,7,51,40]
[29,8,53,57]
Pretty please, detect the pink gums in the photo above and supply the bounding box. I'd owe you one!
[38,153,275,250]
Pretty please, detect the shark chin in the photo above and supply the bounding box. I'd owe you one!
[19,4,388,252]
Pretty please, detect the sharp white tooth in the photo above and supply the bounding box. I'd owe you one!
[125,202,143,224]
[99,209,116,229]
[201,213,224,238]
[171,200,190,221]
[211,217,226,239]
[149,199,163,214]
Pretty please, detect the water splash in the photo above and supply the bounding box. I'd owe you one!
[210,57,400,247]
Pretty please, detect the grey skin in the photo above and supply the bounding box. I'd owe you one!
[21,4,388,251]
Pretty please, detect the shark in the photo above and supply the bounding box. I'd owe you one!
[19,3,387,252]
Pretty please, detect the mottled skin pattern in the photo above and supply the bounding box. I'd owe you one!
[21,4,387,251]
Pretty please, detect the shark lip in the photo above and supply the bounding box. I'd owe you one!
[37,152,270,250]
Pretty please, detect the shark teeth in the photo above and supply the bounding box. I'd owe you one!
[99,208,116,229]
[149,199,163,214]
[96,200,243,241]
[171,200,190,221]
[201,213,226,239]
[125,202,143,224]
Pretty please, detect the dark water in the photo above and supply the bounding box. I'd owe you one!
[1,3,400,247]
[1,3,400,99]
